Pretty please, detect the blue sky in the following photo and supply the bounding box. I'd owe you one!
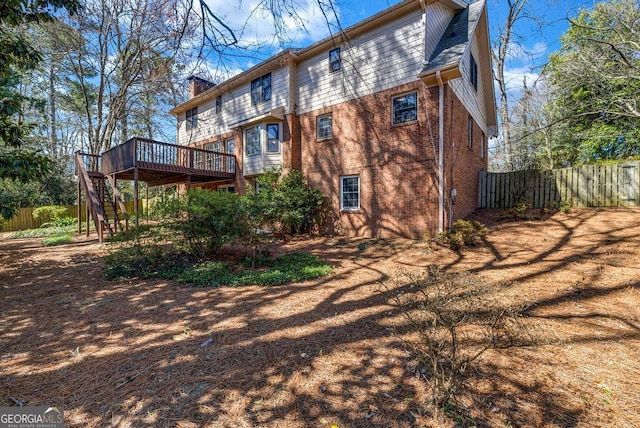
[337,0,595,101]
[199,0,597,104]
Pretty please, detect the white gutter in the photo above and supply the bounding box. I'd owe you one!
[436,70,445,233]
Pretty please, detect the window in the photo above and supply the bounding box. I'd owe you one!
[186,107,198,130]
[340,175,360,211]
[266,124,279,153]
[245,125,261,156]
[480,133,485,159]
[218,185,235,193]
[329,47,341,72]
[215,95,222,113]
[317,114,333,140]
[470,53,478,90]
[251,73,272,105]
[392,92,417,125]
[467,116,473,149]
[226,138,235,172]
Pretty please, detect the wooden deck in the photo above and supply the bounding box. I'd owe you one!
[101,138,236,186]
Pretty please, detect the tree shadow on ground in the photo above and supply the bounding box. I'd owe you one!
[0,208,639,427]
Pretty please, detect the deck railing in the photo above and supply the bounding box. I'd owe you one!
[102,137,236,176]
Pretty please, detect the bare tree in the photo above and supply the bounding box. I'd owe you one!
[490,0,532,171]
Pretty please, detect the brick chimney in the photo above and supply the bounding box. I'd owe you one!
[188,76,216,99]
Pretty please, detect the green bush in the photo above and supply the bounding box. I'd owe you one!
[174,189,245,259]
[439,220,488,250]
[254,168,325,234]
[504,199,531,221]
[33,205,68,222]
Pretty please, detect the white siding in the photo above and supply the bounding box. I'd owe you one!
[296,9,425,114]
[177,66,290,146]
[242,123,284,176]
[425,3,455,61]
[449,35,489,134]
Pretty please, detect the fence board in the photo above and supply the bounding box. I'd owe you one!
[479,161,640,209]
[2,200,141,232]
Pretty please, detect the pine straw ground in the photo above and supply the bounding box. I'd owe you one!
[1,208,639,427]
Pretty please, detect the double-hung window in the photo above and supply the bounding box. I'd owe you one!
[251,73,272,105]
[340,175,360,211]
[470,53,478,90]
[245,125,262,156]
[215,95,222,113]
[392,92,417,125]
[317,114,333,140]
[186,107,198,130]
[329,47,341,72]
[226,138,235,172]
[266,124,280,152]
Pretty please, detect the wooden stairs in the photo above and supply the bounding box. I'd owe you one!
[75,152,129,242]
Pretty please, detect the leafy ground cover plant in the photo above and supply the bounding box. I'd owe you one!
[42,233,74,246]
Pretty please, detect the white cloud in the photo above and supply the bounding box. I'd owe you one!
[505,41,548,63]
[503,66,540,101]
[202,0,339,48]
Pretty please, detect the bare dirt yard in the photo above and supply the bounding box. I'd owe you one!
[1,208,639,427]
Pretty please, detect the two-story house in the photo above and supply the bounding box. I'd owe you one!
[169,0,497,238]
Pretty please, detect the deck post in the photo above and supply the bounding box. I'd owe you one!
[77,180,81,234]
[145,184,149,223]
[134,167,139,227]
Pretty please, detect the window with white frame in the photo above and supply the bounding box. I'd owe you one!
[317,114,333,140]
[266,124,280,152]
[329,47,341,72]
[251,73,272,105]
[215,95,222,113]
[186,107,198,130]
[340,175,360,211]
[392,92,417,125]
[470,53,478,90]
[226,138,235,172]
[245,125,262,156]
[218,185,235,193]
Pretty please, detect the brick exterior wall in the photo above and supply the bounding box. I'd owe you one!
[443,85,487,227]
[299,81,487,238]
[188,81,487,239]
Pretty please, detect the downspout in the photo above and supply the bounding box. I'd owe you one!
[436,70,445,233]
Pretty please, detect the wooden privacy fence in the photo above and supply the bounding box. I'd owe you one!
[1,200,141,232]
[479,161,640,209]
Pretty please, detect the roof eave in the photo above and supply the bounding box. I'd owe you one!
[418,63,462,87]
[170,49,297,116]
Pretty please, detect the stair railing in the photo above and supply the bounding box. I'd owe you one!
[75,152,107,242]
[106,174,129,233]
